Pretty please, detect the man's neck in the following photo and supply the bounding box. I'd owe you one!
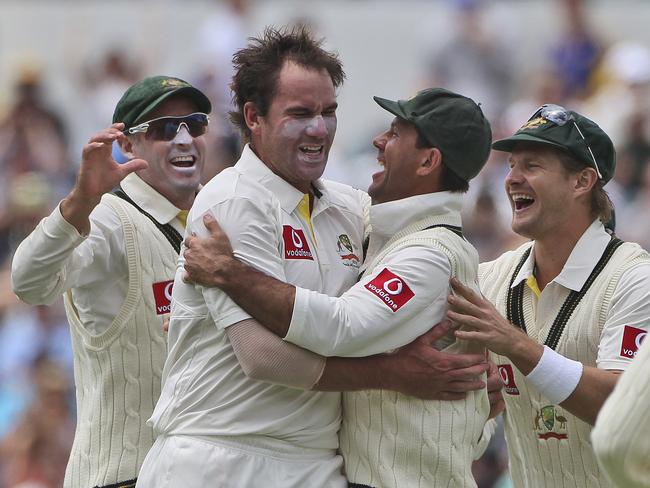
[532,217,593,291]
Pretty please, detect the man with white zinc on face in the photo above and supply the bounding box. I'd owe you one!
[447,105,650,487]
[11,76,210,488]
[181,87,502,488]
[139,28,492,487]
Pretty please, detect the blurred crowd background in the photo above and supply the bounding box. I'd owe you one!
[1,0,650,486]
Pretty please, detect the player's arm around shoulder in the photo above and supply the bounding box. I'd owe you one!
[287,242,453,357]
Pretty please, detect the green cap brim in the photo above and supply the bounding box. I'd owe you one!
[133,86,212,125]
[373,96,409,120]
[492,133,568,152]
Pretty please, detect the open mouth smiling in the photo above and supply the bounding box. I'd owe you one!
[512,193,535,211]
[170,155,196,167]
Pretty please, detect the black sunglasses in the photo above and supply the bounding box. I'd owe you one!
[128,112,209,141]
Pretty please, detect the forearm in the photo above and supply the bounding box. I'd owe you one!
[511,338,620,425]
[227,318,325,389]
[218,257,294,337]
[314,355,388,392]
[60,188,102,236]
[559,367,621,425]
[11,205,85,304]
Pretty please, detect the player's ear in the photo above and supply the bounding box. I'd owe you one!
[416,147,442,176]
[244,102,262,136]
[574,167,598,195]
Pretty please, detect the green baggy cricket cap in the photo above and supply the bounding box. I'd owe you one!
[373,87,492,181]
[113,75,212,131]
[492,105,615,183]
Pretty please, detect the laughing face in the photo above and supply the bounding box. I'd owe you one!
[368,117,430,204]
[506,144,579,239]
[125,95,206,208]
[249,61,337,193]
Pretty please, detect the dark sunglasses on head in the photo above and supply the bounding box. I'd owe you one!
[127,112,209,141]
[534,104,602,180]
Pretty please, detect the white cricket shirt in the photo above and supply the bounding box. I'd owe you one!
[150,145,368,453]
[508,219,650,370]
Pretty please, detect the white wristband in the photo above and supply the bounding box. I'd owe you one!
[525,346,584,404]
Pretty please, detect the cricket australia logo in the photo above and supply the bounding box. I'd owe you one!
[282,225,313,260]
[336,233,360,268]
[520,117,549,131]
[533,405,568,440]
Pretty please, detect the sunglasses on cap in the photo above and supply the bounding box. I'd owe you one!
[535,104,603,180]
[127,112,209,141]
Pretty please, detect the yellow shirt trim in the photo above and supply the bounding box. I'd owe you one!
[526,275,541,298]
[297,194,316,243]
[177,210,189,228]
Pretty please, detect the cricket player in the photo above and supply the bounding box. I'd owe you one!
[11,76,211,488]
[447,104,650,487]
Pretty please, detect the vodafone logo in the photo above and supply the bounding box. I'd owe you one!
[620,325,647,359]
[365,268,414,312]
[383,278,403,295]
[283,226,313,260]
[152,280,174,315]
[497,364,520,395]
[164,282,173,301]
[292,228,304,248]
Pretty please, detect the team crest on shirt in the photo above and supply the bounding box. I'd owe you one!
[498,364,520,395]
[533,405,568,440]
[152,280,174,315]
[282,226,313,260]
[365,268,414,312]
[620,325,647,359]
[336,234,360,268]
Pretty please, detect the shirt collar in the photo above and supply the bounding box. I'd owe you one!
[369,192,463,238]
[235,144,312,213]
[121,172,181,225]
[511,219,611,291]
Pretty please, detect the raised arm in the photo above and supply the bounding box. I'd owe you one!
[11,124,147,304]
[60,124,148,235]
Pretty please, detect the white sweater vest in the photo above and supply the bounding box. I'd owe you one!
[479,240,649,488]
[62,194,174,488]
[341,215,489,488]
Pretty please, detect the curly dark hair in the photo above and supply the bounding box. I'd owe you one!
[229,26,345,142]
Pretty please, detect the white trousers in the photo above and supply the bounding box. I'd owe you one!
[136,435,347,488]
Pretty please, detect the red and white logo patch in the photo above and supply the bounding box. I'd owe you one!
[498,364,520,395]
[620,325,647,359]
[365,268,414,312]
[282,226,313,260]
[152,280,174,315]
